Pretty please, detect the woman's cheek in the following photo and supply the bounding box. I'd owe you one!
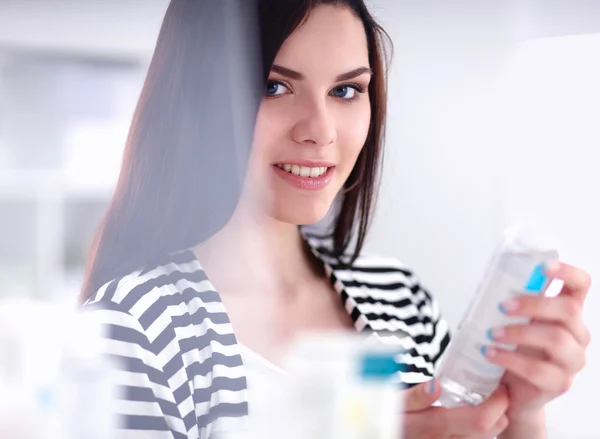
[251,103,291,162]
[338,105,371,171]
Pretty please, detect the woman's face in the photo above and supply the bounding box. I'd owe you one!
[243,4,372,225]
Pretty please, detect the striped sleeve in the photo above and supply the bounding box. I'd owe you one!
[85,300,189,439]
[319,247,452,382]
[415,280,451,371]
[362,264,451,382]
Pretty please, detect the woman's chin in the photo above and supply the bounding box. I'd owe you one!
[270,204,332,227]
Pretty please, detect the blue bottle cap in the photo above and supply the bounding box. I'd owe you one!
[359,352,402,380]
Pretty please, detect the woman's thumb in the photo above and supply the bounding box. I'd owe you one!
[403,379,440,412]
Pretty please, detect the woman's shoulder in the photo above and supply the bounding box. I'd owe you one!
[339,250,451,379]
[82,248,236,362]
[82,246,242,376]
[305,234,450,375]
[84,249,213,319]
[81,250,247,436]
[331,249,442,325]
[304,233,433,299]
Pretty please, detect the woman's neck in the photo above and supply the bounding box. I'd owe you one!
[194,202,320,295]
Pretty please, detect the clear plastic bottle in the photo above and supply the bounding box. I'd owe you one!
[436,226,559,407]
[276,332,404,439]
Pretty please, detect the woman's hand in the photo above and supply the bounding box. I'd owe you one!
[402,379,509,438]
[482,262,592,419]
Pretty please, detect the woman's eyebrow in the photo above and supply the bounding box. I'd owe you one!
[335,66,372,81]
[270,65,373,81]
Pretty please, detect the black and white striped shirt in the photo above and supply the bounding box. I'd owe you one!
[84,234,450,439]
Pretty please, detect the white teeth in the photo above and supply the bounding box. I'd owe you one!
[276,164,329,178]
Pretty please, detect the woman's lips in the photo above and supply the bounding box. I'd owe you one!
[272,164,335,190]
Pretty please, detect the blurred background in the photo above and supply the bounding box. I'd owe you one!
[0,0,598,437]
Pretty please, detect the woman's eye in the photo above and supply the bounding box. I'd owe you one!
[266,81,288,96]
[331,85,361,100]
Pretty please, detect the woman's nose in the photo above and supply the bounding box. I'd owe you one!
[290,100,336,147]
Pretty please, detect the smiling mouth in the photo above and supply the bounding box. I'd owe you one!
[274,163,332,178]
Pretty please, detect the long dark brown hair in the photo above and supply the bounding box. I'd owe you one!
[80,0,392,303]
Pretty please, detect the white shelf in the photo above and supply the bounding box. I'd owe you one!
[0,170,114,201]
[0,169,112,300]
[0,41,137,302]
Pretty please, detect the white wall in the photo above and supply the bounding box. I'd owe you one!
[0,0,168,60]
[366,2,600,438]
[366,0,516,328]
[495,34,600,439]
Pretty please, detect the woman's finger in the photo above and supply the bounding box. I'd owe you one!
[546,262,592,303]
[441,385,509,436]
[488,322,586,373]
[482,346,573,395]
[404,409,449,438]
[403,379,440,412]
[451,414,509,439]
[404,387,509,438]
[500,295,591,346]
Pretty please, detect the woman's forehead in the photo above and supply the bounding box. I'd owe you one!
[273,5,369,74]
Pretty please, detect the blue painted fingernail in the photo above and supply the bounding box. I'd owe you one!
[425,379,436,394]
[480,345,487,356]
[499,299,519,314]
[486,329,494,340]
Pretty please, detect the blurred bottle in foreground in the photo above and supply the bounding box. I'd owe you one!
[222,332,404,439]
[0,299,119,439]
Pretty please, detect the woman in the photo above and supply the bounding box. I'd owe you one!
[81,1,591,438]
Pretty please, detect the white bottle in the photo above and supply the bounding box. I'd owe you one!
[57,311,120,439]
[0,300,119,439]
[279,332,404,439]
[436,226,559,407]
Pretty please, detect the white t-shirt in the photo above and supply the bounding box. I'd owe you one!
[237,345,290,439]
